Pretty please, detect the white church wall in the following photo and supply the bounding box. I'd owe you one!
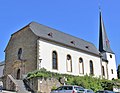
[102,61,108,79]
[37,39,102,78]
[106,53,117,80]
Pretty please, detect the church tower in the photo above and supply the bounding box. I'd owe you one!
[99,11,117,80]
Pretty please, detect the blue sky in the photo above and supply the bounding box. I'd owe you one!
[0,1,120,67]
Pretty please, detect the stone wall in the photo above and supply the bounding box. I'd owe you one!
[4,26,38,88]
[29,78,61,93]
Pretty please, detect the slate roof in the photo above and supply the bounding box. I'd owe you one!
[99,12,114,54]
[0,61,4,66]
[29,22,100,56]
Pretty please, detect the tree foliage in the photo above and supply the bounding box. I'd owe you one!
[117,64,120,79]
[27,68,119,91]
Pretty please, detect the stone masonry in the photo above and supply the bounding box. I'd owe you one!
[3,26,38,90]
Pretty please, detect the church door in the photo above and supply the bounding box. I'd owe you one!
[16,69,20,79]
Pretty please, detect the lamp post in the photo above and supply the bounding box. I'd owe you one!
[39,59,42,70]
[40,79,42,93]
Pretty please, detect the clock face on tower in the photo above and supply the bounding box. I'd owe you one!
[106,39,110,48]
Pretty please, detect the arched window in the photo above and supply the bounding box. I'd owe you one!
[52,51,58,70]
[110,54,112,58]
[89,60,94,75]
[67,55,72,72]
[102,66,105,76]
[79,58,84,74]
[18,48,22,60]
[111,69,114,74]
[16,69,20,79]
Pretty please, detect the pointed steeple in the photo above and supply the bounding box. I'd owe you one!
[99,11,114,53]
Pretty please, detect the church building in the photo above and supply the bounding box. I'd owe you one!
[3,12,117,91]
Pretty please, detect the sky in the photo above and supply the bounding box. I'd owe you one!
[0,0,120,67]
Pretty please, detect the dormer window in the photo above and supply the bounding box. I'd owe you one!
[70,40,75,45]
[48,32,53,37]
[85,46,89,49]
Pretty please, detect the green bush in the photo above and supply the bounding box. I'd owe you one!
[27,68,119,92]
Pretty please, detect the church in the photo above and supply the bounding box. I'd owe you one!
[3,12,117,92]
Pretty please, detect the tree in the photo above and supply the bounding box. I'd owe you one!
[117,64,120,79]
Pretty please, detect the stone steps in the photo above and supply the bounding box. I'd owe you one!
[15,80,31,93]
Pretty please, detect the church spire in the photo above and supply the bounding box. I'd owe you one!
[99,11,114,53]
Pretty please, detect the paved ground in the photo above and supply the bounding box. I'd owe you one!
[0,90,16,93]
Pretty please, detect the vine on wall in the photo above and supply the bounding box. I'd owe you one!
[27,68,120,91]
